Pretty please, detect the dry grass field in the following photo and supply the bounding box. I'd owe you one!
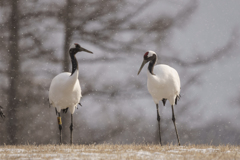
[0,144,239,160]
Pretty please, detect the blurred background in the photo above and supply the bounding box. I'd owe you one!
[0,0,240,145]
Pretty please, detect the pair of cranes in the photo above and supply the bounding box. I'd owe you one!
[49,43,181,146]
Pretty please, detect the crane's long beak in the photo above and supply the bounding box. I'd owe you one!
[81,47,93,54]
[137,60,147,75]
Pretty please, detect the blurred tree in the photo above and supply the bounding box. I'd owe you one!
[0,0,58,144]
[60,0,74,142]
[62,0,74,72]
[7,0,20,144]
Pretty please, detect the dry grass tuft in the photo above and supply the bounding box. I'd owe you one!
[0,144,239,159]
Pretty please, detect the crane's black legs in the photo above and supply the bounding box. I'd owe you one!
[171,105,180,146]
[70,114,73,145]
[156,104,162,145]
[57,112,62,144]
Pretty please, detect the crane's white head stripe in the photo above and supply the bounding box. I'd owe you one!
[69,44,76,50]
[147,51,156,57]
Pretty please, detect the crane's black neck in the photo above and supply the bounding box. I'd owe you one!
[148,54,157,75]
[69,50,78,76]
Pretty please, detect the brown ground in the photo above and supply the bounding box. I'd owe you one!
[0,144,239,160]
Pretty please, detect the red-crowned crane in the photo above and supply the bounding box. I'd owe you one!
[137,51,181,146]
[49,43,93,144]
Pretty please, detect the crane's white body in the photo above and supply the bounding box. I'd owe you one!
[147,64,180,105]
[49,43,92,145]
[49,70,81,114]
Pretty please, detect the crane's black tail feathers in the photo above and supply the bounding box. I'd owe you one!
[162,99,167,106]
[175,94,181,105]
[62,108,69,114]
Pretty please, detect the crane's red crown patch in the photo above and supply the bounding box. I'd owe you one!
[144,52,149,58]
